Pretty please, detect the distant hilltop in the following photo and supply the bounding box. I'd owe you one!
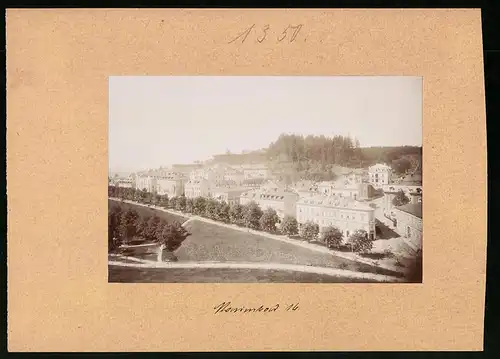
[111,133,421,181]
[206,133,422,173]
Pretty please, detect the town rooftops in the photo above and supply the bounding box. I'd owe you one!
[369,163,392,170]
[212,187,247,194]
[297,195,373,211]
[394,203,422,218]
[242,178,267,185]
[157,174,184,181]
[185,179,208,185]
[241,186,298,201]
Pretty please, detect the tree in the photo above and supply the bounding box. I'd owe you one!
[118,208,140,243]
[176,195,187,212]
[159,195,169,208]
[217,201,230,223]
[169,196,178,209]
[229,203,244,225]
[153,194,162,205]
[160,221,191,252]
[139,188,149,203]
[108,206,122,251]
[242,201,263,230]
[347,229,372,253]
[299,221,319,242]
[280,216,299,236]
[154,219,168,242]
[392,158,412,175]
[321,226,343,249]
[135,215,151,239]
[259,208,280,233]
[185,198,194,213]
[204,199,219,219]
[193,197,206,215]
[143,215,162,241]
[392,190,410,207]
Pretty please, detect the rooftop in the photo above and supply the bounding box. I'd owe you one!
[369,163,392,170]
[212,187,248,194]
[241,186,298,200]
[242,178,267,185]
[395,203,422,218]
[297,195,373,211]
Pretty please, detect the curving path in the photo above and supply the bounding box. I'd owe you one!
[108,254,402,282]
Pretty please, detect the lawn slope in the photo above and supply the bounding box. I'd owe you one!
[177,220,401,277]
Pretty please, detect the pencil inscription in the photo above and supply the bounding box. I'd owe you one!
[228,24,305,44]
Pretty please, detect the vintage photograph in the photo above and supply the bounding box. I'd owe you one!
[108,76,423,283]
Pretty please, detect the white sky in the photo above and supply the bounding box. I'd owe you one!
[109,76,422,172]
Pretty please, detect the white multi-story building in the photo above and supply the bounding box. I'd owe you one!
[184,179,211,199]
[240,163,272,180]
[116,179,134,188]
[211,187,248,206]
[156,174,186,198]
[317,181,360,200]
[368,163,393,188]
[136,175,157,193]
[223,168,245,185]
[296,195,376,240]
[240,183,299,219]
[290,180,319,198]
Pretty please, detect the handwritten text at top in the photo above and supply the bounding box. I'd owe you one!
[228,24,304,44]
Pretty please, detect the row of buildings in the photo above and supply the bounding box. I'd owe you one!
[110,163,386,240]
[110,161,422,244]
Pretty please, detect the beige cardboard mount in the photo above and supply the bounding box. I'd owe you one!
[7,9,487,352]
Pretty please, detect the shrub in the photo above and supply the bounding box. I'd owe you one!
[347,229,372,253]
[280,216,299,236]
[229,203,244,225]
[299,221,319,242]
[392,189,410,207]
[242,201,263,230]
[259,208,280,233]
[321,226,343,249]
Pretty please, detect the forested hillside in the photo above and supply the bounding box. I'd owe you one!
[208,133,422,182]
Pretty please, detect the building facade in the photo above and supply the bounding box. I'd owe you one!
[317,181,360,199]
[184,179,211,199]
[211,187,248,206]
[368,163,393,188]
[156,175,186,198]
[223,168,245,185]
[116,179,134,188]
[136,176,157,193]
[357,183,376,200]
[240,184,299,219]
[296,195,376,240]
[393,203,423,250]
[241,164,272,180]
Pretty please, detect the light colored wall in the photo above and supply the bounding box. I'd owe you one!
[394,209,423,248]
[296,204,375,238]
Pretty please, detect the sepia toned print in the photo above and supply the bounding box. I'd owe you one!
[108,76,423,283]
